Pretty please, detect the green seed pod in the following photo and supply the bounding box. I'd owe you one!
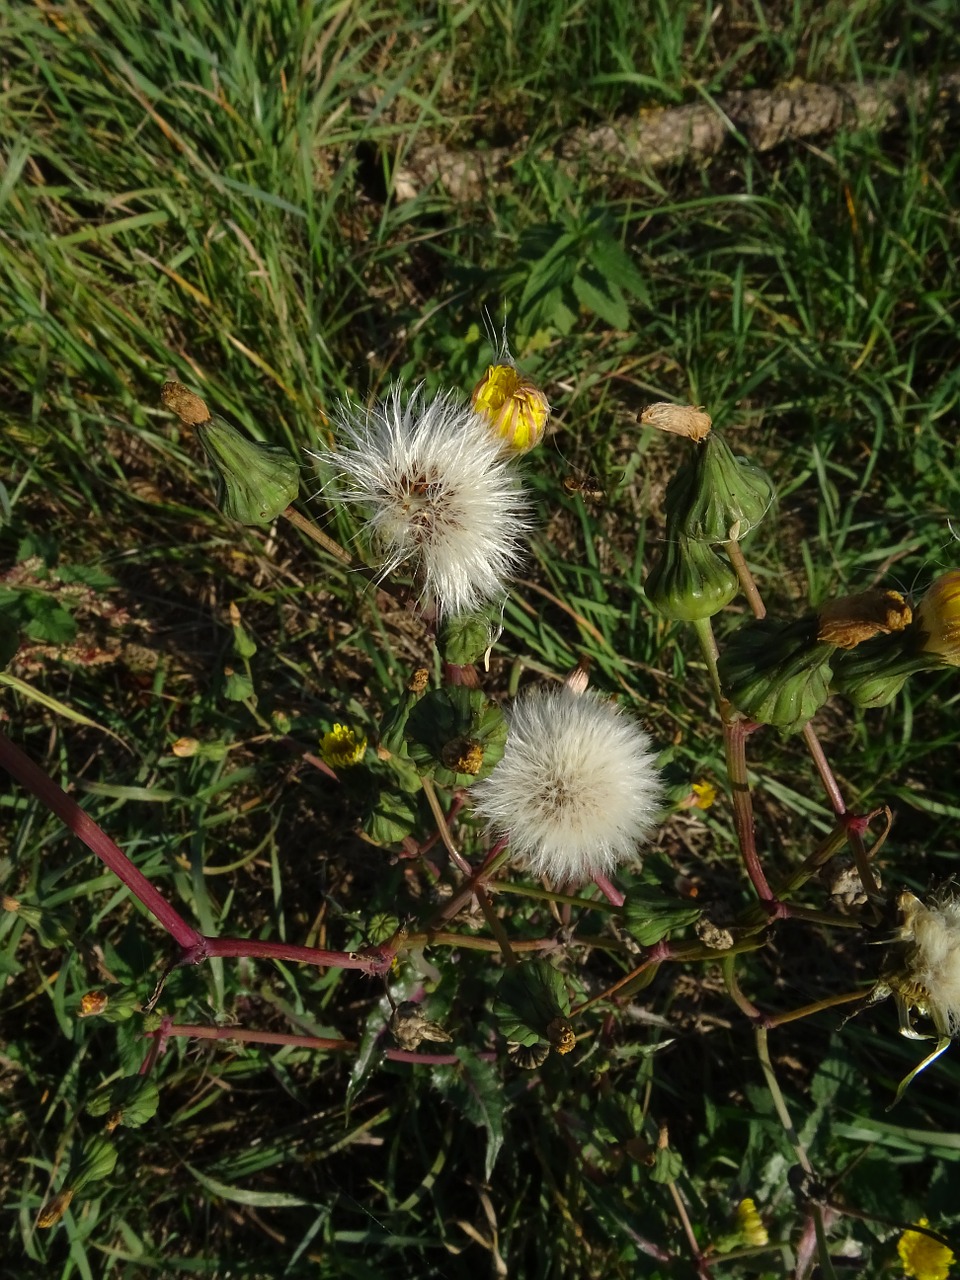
[196,415,299,524]
[830,628,941,708]
[666,432,773,544]
[645,531,739,621]
[718,617,835,733]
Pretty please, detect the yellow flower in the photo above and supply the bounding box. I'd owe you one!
[319,724,367,769]
[471,363,550,454]
[736,1198,769,1247]
[917,570,960,664]
[898,1219,955,1280]
[691,781,717,810]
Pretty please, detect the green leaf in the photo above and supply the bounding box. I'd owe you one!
[650,1146,683,1184]
[572,268,630,330]
[622,886,701,946]
[223,668,255,701]
[431,1047,505,1181]
[494,960,571,1047]
[23,594,77,645]
[585,234,650,304]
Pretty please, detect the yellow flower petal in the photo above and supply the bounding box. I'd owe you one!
[319,724,367,769]
[898,1219,955,1280]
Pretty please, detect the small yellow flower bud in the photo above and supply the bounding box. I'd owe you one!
[171,737,200,758]
[471,363,550,454]
[917,570,960,664]
[691,781,717,810]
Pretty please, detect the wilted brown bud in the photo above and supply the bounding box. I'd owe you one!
[408,668,430,695]
[639,402,712,442]
[161,381,211,426]
[171,737,200,758]
[38,1189,75,1228]
[695,918,734,950]
[816,590,912,649]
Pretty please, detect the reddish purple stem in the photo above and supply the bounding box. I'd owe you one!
[0,730,202,949]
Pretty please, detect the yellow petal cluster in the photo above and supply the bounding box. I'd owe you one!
[319,724,367,769]
[918,570,960,665]
[471,363,549,454]
[898,1219,955,1280]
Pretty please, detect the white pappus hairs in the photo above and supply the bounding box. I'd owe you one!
[312,385,530,618]
[470,686,664,885]
[898,893,960,1037]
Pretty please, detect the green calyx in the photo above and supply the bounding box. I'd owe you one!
[718,617,835,733]
[666,432,773,544]
[645,529,739,621]
[830,627,943,708]
[196,415,299,524]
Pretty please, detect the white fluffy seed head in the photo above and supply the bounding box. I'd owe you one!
[470,686,663,885]
[311,386,530,618]
[895,892,960,1037]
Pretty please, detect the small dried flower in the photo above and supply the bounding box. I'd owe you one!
[319,723,367,769]
[470,686,663,885]
[816,589,912,648]
[471,363,550,454]
[313,386,530,617]
[160,381,211,426]
[885,892,960,1039]
[639,401,713,442]
[389,1002,453,1051]
[898,1219,955,1280]
[917,570,960,665]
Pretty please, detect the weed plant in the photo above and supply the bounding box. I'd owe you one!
[3,2,960,1277]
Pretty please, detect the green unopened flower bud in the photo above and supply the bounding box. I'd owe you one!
[718,617,834,733]
[666,432,773,544]
[645,531,739,621]
[72,1135,118,1192]
[87,1077,160,1129]
[77,984,140,1023]
[379,667,430,756]
[437,608,502,666]
[830,630,939,708]
[196,415,299,524]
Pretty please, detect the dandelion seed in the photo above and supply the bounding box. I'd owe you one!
[898,1218,955,1280]
[470,686,663,885]
[312,386,530,617]
[886,892,960,1039]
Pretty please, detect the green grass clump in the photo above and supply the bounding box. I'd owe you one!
[3,1,960,1276]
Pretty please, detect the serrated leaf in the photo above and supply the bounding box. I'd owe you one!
[650,1147,683,1184]
[365,790,417,844]
[585,234,650,304]
[57,564,116,590]
[573,269,630,330]
[431,1047,504,1181]
[23,595,77,645]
